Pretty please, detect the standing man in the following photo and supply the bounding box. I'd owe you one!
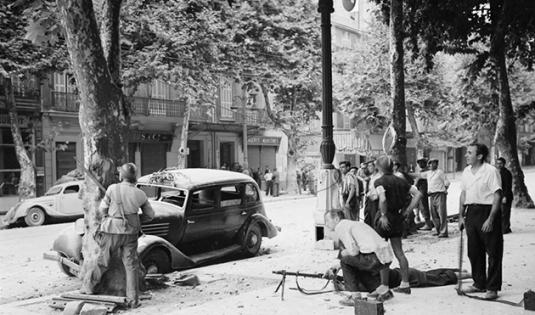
[264,168,273,196]
[415,158,433,230]
[374,156,423,295]
[496,157,513,234]
[296,170,302,195]
[272,168,280,197]
[415,159,450,237]
[459,143,503,300]
[339,161,359,221]
[90,163,154,308]
[364,160,380,228]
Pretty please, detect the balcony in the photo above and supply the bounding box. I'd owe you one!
[51,91,79,112]
[0,77,40,109]
[131,97,184,118]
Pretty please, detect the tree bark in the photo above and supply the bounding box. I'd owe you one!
[177,100,191,169]
[389,0,407,166]
[490,0,534,208]
[260,83,299,193]
[3,77,36,201]
[97,0,122,85]
[56,0,130,295]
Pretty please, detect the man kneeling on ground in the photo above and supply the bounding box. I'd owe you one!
[324,210,394,306]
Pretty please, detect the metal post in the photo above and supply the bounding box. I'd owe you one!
[314,0,340,241]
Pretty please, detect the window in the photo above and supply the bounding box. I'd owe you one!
[220,78,233,119]
[245,183,259,203]
[56,142,77,180]
[160,187,187,207]
[45,185,63,196]
[53,72,75,93]
[220,185,243,207]
[138,184,158,200]
[190,188,217,210]
[63,185,80,194]
[149,80,170,115]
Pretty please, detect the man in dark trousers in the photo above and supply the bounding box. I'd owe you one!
[496,157,513,234]
[459,143,503,300]
[414,158,433,230]
[374,156,423,295]
[339,161,359,221]
[86,163,155,308]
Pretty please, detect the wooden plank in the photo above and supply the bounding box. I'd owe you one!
[60,292,127,305]
[48,297,117,312]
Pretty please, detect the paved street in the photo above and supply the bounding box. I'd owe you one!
[1,168,534,314]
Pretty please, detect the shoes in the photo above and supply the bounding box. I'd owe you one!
[438,234,449,238]
[433,232,440,236]
[420,224,433,231]
[484,290,498,300]
[393,286,411,294]
[503,228,512,234]
[462,285,485,294]
[377,290,394,302]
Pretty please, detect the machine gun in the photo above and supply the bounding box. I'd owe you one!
[272,270,344,300]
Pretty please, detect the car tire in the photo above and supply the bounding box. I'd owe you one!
[24,207,46,226]
[142,248,171,274]
[57,253,77,277]
[242,223,262,257]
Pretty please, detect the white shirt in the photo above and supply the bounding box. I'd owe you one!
[460,163,502,205]
[264,173,273,181]
[334,220,393,264]
[425,169,450,193]
[367,173,381,201]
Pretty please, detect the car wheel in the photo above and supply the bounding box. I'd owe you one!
[24,207,46,226]
[242,223,262,257]
[57,253,77,277]
[142,249,171,274]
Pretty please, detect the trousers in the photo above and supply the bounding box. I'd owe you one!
[340,252,389,293]
[96,233,140,304]
[364,198,378,228]
[429,192,448,236]
[465,205,503,291]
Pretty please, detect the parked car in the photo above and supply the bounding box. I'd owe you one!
[49,169,278,275]
[1,181,84,227]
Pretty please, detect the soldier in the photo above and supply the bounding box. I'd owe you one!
[91,163,155,308]
[339,161,359,221]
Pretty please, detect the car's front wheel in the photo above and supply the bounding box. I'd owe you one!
[142,248,171,274]
[25,207,46,226]
[242,223,262,257]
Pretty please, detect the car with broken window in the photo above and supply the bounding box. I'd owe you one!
[48,169,278,276]
[1,181,84,227]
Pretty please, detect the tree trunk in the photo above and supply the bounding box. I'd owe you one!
[389,0,407,166]
[57,0,130,295]
[177,100,191,169]
[285,132,299,194]
[490,0,534,208]
[3,77,36,200]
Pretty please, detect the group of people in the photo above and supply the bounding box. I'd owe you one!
[325,142,511,306]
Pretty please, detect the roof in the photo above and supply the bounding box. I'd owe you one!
[137,168,255,190]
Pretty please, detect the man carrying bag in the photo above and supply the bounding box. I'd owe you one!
[94,163,154,308]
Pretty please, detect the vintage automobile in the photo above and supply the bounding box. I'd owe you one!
[49,169,278,275]
[1,181,84,227]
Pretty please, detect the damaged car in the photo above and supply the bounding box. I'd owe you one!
[47,169,278,275]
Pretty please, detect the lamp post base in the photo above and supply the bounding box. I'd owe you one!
[313,168,341,241]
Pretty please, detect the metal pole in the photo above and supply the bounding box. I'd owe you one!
[318,0,335,169]
[314,0,339,241]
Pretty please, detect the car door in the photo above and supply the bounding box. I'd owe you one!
[181,186,224,245]
[219,183,248,241]
[57,184,83,216]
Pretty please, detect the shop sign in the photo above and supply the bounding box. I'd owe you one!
[130,131,173,143]
[247,136,280,146]
[0,114,30,128]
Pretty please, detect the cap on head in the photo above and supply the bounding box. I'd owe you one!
[428,159,439,165]
[120,163,137,182]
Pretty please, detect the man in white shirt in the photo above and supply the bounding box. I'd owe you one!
[324,210,394,306]
[459,143,503,300]
[414,159,450,237]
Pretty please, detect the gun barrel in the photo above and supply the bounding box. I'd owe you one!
[272,270,325,279]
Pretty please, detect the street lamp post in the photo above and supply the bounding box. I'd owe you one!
[314,0,341,241]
